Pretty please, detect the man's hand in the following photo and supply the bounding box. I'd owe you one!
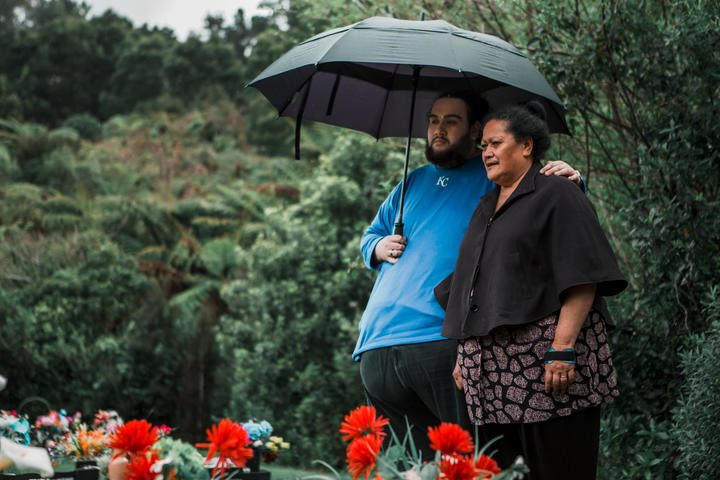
[540,160,583,186]
[374,235,407,264]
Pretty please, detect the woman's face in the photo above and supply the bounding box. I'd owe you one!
[481,119,533,187]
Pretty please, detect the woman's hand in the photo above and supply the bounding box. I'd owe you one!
[544,361,575,395]
[373,235,407,264]
[453,359,464,390]
[545,283,596,395]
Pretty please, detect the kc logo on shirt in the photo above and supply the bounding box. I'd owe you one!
[436,176,450,187]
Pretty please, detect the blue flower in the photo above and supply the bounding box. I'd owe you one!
[242,421,263,441]
[11,418,31,445]
[258,420,273,437]
[242,420,273,441]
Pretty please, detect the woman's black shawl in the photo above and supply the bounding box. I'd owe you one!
[435,161,627,339]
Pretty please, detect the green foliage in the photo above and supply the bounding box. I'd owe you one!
[0,0,285,125]
[157,437,210,480]
[598,413,674,480]
[101,33,173,115]
[0,144,19,182]
[0,183,84,234]
[673,288,720,479]
[14,12,110,124]
[63,113,104,141]
[165,36,244,104]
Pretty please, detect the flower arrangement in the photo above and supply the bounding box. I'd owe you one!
[242,420,290,465]
[336,406,528,480]
[3,407,284,480]
[34,409,81,445]
[57,424,109,460]
[42,410,125,468]
[0,411,30,445]
[93,410,124,435]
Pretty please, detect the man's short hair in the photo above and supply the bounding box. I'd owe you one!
[431,91,490,126]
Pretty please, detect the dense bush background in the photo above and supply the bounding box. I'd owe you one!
[1,0,718,477]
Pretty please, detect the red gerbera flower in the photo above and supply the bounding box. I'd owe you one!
[107,420,160,458]
[437,455,477,480]
[346,434,382,480]
[340,406,389,443]
[427,423,474,456]
[474,454,501,479]
[195,418,254,479]
[125,452,176,480]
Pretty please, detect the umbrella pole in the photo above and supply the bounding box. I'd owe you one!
[393,66,420,236]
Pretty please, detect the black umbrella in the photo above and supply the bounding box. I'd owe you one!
[248,16,568,234]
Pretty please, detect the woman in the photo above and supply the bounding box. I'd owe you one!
[434,102,627,480]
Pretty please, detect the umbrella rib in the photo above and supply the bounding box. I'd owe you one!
[278,68,320,117]
[326,73,341,116]
[373,64,399,138]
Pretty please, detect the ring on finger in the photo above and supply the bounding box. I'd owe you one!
[390,249,395,257]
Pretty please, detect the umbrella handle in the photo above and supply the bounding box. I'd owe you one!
[394,66,420,239]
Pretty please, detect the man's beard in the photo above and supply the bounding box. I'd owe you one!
[425,131,475,168]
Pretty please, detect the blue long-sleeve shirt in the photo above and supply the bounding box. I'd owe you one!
[353,155,494,360]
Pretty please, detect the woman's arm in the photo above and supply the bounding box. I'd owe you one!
[545,283,597,395]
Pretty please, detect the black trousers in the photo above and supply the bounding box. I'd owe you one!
[478,406,601,480]
[359,340,472,460]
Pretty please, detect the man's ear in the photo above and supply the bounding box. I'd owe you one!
[470,121,481,141]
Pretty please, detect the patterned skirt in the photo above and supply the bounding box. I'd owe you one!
[457,310,619,425]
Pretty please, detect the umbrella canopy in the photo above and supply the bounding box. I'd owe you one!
[248,16,569,140]
[248,16,568,234]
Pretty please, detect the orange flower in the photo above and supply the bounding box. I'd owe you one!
[346,434,383,480]
[474,454,501,479]
[340,406,389,443]
[126,452,176,480]
[107,420,160,458]
[65,425,107,458]
[437,455,477,480]
[195,418,254,479]
[427,423,474,456]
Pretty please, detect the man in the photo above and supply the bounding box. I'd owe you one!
[353,91,582,458]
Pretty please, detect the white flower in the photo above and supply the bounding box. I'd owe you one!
[0,438,53,477]
[402,466,421,480]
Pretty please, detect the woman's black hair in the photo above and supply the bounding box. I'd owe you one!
[483,100,551,161]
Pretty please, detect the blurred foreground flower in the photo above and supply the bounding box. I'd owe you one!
[346,434,383,480]
[107,419,160,458]
[0,437,54,477]
[195,418,253,478]
[126,451,176,480]
[427,423,474,457]
[340,406,389,443]
[334,406,525,480]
